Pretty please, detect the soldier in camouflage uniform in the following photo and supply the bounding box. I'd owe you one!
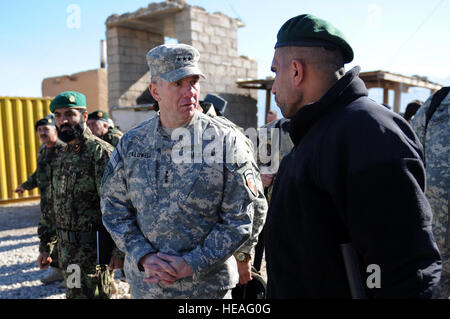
[15,115,66,284]
[87,110,125,293]
[37,91,123,299]
[101,44,266,299]
[412,88,450,299]
[250,117,294,272]
[87,110,123,147]
[199,96,268,286]
[257,117,294,203]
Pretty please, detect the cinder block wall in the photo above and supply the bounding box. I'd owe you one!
[106,2,259,129]
[175,6,258,129]
[107,27,163,107]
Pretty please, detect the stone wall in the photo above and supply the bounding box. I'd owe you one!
[106,27,163,107]
[106,0,259,129]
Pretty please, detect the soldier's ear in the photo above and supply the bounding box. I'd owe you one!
[149,83,161,102]
[291,59,304,87]
[81,110,88,122]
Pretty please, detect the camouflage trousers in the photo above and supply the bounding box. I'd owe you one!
[130,285,232,299]
[57,240,111,299]
[433,270,450,299]
[433,246,449,299]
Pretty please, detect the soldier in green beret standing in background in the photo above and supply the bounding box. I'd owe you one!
[87,110,123,147]
[15,115,66,285]
[37,91,123,299]
[87,110,125,292]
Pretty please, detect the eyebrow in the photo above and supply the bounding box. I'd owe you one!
[54,109,76,116]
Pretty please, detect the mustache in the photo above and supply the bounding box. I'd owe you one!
[60,123,73,130]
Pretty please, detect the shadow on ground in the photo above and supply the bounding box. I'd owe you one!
[0,202,41,231]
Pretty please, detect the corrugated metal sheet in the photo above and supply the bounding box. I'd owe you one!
[0,97,52,204]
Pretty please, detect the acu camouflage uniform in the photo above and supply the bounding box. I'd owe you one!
[39,127,117,299]
[102,127,123,148]
[201,104,268,257]
[257,118,294,203]
[412,90,450,299]
[101,110,266,298]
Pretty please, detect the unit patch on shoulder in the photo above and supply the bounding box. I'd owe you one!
[244,169,258,197]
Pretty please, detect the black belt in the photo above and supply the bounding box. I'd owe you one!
[57,229,96,244]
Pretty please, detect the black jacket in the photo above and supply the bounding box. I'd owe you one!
[265,67,441,298]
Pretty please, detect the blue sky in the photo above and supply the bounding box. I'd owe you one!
[1,0,449,125]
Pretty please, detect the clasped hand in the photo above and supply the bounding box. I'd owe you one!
[140,252,193,285]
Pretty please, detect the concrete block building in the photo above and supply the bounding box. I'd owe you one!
[106,0,258,129]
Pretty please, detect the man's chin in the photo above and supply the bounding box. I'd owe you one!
[181,105,196,116]
[58,132,76,143]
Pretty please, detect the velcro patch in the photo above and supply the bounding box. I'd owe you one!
[110,148,121,169]
[244,169,258,197]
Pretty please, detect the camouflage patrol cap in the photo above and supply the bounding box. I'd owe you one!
[88,110,109,123]
[146,44,206,82]
[49,91,87,112]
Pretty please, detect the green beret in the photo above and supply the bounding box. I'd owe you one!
[88,110,109,122]
[35,116,55,130]
[49,91,87,113]
[275,14,354,64]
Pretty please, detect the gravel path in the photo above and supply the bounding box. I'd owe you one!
[0,201,130,299]
[0,201,266,299]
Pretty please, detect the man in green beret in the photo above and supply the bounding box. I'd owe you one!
[37,91,124,299]
[87,110,123,147]
[264,14,441,298]
[15,115,66,285]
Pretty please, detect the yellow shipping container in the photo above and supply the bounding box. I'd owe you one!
[0,97,52,204]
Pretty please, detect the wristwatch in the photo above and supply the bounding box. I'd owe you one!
[234,251,251,263]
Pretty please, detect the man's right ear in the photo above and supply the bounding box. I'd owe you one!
[149,84,160,102]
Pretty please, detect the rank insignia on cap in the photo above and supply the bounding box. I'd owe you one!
[69,96,75,103]
[98,111,103,117]
[244,169,258,197]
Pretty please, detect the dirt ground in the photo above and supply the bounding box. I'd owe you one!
[0,200,267,299]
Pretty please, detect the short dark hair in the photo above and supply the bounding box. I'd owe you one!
[403,100,423,121]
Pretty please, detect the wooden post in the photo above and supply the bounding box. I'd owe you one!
[265,89,271,124]
[393,84,401,114]
[383,87,389,106]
